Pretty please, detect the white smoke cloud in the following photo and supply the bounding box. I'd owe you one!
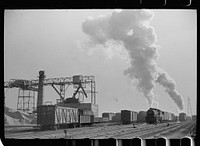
[81,9,184,110]
[156,72,184,110]
[152,100,159,109]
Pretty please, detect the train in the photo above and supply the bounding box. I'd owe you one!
[37,104,111,130]
[37,105,181,130]
[145,108,178,124]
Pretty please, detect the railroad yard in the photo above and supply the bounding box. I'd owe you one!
[5,121,196,139]
[4,10,197,145]
[4,71,197,140]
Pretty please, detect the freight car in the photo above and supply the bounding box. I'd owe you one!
[37,105,94,130]
[179,112,186,122]
[160,111,172,122]
[102,112,114,121]
[137,111,147,123]
[112,113,121,122]
[79,115,94,126]
[102,117,109,123]
[192,115,196,121]
[146,108,177,124]
[94,117,103,123]
[121,110,137,124]
[94,117,109,123]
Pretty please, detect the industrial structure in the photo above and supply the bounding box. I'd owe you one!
[4,71,98,116]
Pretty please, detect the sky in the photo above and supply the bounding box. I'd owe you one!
[4,9,197,116]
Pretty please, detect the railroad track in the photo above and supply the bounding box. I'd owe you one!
[5,123,111,139]
[151,122,194,139]
[187,123,196,137]
[70,123,150,138]
[103,123,179,139]
[73,122,176,139]
[5,121,193,139]
[5,123,151,139]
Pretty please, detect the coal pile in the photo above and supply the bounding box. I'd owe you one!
[4,107,37,125]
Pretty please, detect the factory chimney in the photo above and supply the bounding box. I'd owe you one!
[37,70,45,107]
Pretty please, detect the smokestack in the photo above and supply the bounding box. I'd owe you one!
[81,9,184,110]
[37,70,45,107]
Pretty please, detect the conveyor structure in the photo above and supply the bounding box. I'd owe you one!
[4,71,97,113]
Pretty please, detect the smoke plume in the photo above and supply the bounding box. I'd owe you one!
[156,72,184,110]
[81,9,184,110]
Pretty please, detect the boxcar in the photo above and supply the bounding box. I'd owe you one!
[82,109,94,116]
[102,117,109,122]
[102,113,114,121]
[94,117,103,123]
[171,113,177,122]
[37,105,79,130]
[121,110,137,124]
[179,113,186,121]
[137,111,147,123]
[161,111,170,121]
[80,115,94,126]
[112,113,121,122]
[192,115,196,121]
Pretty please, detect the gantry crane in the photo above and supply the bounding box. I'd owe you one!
[4,71,97,113]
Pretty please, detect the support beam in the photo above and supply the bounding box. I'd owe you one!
[51,84,64,100]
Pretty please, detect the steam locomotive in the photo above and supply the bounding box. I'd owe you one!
[145,108,177,124]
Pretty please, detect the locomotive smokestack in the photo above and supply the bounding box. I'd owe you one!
[37,70,45,107]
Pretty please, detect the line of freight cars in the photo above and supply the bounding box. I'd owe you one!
[37,105,181,130]
[101,110,147,124]
[102,108,179,124]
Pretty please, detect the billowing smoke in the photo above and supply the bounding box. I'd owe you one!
[156,72,184,110]
[81,9,184,110]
